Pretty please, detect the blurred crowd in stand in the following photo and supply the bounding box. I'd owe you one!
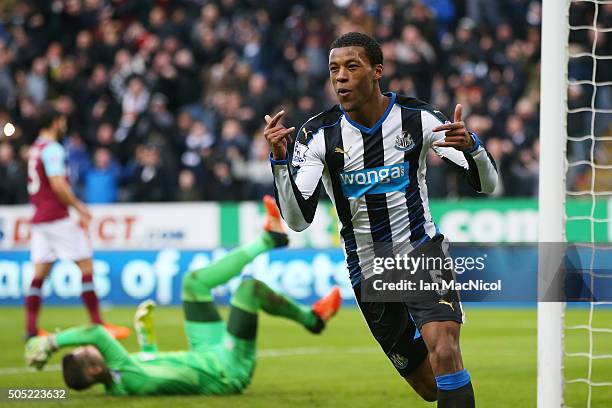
[0,0,610,204]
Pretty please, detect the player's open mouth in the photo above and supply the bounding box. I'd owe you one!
[337,89,351,97]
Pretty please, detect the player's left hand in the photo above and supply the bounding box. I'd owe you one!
[24,335,57,370]
[432,104,475,152]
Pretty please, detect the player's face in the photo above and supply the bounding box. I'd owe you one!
[328,46,382,112]
[70,346,108,388]
[51,116,68,139]
[56,116,68,136]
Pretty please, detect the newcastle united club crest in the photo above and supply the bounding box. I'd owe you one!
[389,353,409,369]
[395,130,415,151]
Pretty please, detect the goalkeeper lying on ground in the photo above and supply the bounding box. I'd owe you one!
[24,196,342,395]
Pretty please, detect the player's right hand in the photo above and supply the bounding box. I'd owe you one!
[264,110,295,161]
[25,336,56,370]
[76,204,92,231]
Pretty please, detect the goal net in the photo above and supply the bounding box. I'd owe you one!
[539,0,612,407]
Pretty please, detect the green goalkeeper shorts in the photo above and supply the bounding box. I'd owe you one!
[184,320,256,394]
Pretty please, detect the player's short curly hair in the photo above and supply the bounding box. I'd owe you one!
[38,104,62,130]
[330,32,383,66]
[62,353,92,390]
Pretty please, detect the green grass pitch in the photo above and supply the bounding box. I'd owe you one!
[0,306,610,407]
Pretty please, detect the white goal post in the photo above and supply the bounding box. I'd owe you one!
[538,0,612,406]
[538,0,570,407]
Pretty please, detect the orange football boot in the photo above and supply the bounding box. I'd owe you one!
[263,195,288,248]
[309,287,342,333]
[104,323,131,340]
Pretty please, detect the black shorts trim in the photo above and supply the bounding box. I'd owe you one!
[406,300,464,330]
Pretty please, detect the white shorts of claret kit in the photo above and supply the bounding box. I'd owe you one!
[30,217,93,264]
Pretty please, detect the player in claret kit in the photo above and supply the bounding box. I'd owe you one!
[25,196,342,396]
[25,105,130,340]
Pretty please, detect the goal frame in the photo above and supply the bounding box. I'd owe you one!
[537,0,570,407]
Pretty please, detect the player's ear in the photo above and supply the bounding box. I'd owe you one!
[88,364,104,376]
[373,64,383,81]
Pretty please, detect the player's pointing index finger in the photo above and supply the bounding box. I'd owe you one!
[454,103,462,123]
[264,110,285,127]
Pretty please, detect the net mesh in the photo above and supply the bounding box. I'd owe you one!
[564,1,612,406]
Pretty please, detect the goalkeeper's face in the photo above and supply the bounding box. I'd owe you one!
[328,46,383,113]
[62,346,109,390]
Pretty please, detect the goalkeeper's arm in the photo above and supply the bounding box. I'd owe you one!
[25,325,131,370]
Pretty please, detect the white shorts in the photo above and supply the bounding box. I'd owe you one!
[30,217,93,264]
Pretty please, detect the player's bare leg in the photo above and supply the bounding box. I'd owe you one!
[420,321,474,408]
[421,321,464,375]
[75,259,101,325]
[75,258,130,340]
[404,356,437,402]
[25,262,53,338]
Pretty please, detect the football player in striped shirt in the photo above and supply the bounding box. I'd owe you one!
[265,32,498,407]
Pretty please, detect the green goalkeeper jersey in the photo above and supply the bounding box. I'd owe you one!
[55,325,256,396]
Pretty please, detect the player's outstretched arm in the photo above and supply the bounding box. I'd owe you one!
[429,104,498,194]
[25,325,130,370]
[264,111,325,231]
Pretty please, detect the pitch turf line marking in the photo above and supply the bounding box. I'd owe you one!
[257,346,376,358]
[0,346,378,376]
[0,364,61,375]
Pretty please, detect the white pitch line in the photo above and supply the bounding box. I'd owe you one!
[0,346,378,376]
[257,346,377,358]
[0,364,60,375]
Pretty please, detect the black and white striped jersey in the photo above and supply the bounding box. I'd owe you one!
[271,92,498,286]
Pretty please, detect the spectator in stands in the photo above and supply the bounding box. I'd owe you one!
[65,133,90,197]
[135,94,175,143]
[175,169,202,202]
[121,75,149,119]
[232,133,275,199]
[26,57,48,105]
[217,118,248,159]
[180,119,214,179]
[129,143,172,202]
[204,158,241,201]
[0,142,28,204]
[15,97,40,144]
[84,147,120,204]
[506,147,539,197]
[0,41,16,109]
